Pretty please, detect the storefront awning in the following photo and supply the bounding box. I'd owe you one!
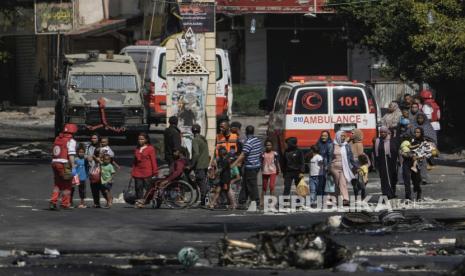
[216,0,332,14]
[65,19,126,37]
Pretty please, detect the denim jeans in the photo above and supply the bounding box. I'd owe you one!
[309,175,325,202]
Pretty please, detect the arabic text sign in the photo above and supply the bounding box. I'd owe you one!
[35,0,74,34]
[180,4,215,33]
[216,0,331,14]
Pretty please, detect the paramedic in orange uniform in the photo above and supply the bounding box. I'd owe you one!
[49,123,78,210]
[216,121,239,156]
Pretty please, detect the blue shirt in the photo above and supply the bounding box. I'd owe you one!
[75,157,88,181]
[242,136,263,169]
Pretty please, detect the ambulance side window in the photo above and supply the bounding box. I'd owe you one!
[294,89,328,114]
[274,87,291,113]
[333,88,367,114]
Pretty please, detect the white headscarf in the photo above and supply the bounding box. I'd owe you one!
[334,130,355,182]
[334,130,347,146]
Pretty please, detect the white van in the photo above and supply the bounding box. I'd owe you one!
[267,76,380,154]
[121,45,233,124]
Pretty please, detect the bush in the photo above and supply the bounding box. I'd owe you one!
[232,85,266,116]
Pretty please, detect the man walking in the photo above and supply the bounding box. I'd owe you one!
[232,125,263,209]
[49,123,78,210]
[216,121,239,156]
[164,116,182,165]
[191,124,210,206]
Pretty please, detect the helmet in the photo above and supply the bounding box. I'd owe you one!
[420,90,433,99]
[63,123,78,134]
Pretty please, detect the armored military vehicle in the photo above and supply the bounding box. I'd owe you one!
[55,51,148,139]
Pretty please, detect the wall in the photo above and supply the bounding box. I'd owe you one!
[348,45,372,82]
[77,0,104,26]
[244,15,267,87]
[108,0,141,18]
[166,0,217,153]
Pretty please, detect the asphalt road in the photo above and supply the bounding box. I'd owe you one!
[1,137,465,274]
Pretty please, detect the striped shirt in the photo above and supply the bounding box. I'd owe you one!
[242,136,263,169]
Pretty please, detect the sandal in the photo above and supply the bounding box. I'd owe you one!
[77,204,87,209]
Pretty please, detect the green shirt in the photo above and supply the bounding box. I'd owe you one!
[191,134,210,170]
[100,163,115,184]
[231,166,240,178]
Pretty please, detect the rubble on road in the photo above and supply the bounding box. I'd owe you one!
[0,142,51,159]
[333,211,440,235]
[215,226,351,269]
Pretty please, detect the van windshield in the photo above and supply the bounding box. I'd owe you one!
[69,75,138,92]
[294,88,328,114]
[126,52,152,80]
[333,87,367,114]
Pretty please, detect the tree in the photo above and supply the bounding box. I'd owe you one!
[329,0,465,138]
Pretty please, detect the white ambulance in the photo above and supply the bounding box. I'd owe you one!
[266,76,380,153]
[121,45,233,124]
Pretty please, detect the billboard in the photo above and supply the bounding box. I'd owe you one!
[35,0,74,34]
[179,3,215,33]
[216,0,331,14]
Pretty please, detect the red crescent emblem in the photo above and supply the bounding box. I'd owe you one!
[302,92,323,110]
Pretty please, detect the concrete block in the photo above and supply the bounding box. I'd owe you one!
[205,32,215,38]
[207,116,216,125]
[206,61,216,72]
[206,95,216,106]
[206,106,216,116]
[205,49,215,61]
[207,85,216,95]
[205,37,215,50]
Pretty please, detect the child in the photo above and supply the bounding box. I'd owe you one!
[228,154,241,208]
[401,139,433,173]
[355,154,370,200]
[100,154,116,208]
[308,145,324,204]
[208,147,236,209]
[261,140,280,207]
[399,108,411,136]
[99,137,120,170]
[72,145,89,208]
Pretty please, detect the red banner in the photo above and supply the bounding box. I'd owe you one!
[216,0,331,14]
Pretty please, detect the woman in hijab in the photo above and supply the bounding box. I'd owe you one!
[318,130,333,172]
[411,113,437,145]
[350,129,364,160]
[373,126,399,199]
[410,113,436,183]
[329,130,357,206]
[381,101,402,138]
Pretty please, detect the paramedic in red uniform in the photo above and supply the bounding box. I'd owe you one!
[49,123,78,210]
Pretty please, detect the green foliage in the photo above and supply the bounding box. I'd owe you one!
[329,0,465,83]
[232,85,266,116]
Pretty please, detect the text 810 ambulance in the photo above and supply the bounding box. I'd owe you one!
[267,76,379,154]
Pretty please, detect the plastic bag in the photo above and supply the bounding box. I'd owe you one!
[89,165,101,184]
[296,177,309,197]
[325,174,335,193]
[123,178,137,205]
[72,175,80,186]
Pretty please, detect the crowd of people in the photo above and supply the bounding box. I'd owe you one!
[49,90,440,210]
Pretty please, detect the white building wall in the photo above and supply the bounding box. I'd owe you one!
[78,0,104,25]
